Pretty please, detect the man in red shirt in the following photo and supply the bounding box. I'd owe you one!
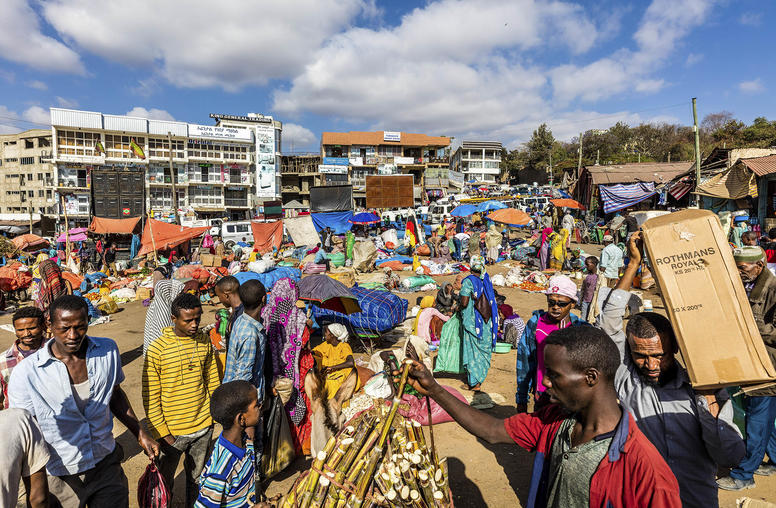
[404,325,681,507]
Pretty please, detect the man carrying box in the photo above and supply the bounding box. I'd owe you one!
[717,246,776,491]
[597,233,746,506]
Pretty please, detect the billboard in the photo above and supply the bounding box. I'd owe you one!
[310,185,353,212]
[255,123,277,198]
[189,124,253,141]
[366,175,414,208]
[318,165,348,174]
[383,131,401,142]
[322,157,349,166]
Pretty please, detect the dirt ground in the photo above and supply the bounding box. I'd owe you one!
[2,241,774,507]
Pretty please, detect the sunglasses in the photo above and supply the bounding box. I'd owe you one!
[547,298,573,308]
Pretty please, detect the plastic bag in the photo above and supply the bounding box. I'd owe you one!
[137,459,170,508]
[261,394,297,479]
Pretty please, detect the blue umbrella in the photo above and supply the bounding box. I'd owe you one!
[450,204,476,217]
[349,212,381,224]
[475,200,507,213]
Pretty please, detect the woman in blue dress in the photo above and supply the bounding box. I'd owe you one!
[459,255,498,390]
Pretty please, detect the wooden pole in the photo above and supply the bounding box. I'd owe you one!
[576,131,583,182]
[61,194,71,261]
[147,211,158,262]
[692,97,702,208]
[167,132,180,225]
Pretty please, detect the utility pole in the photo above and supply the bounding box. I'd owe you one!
[576,131,583,181]
[167,132,180,224]
[548,151,553,186]
[692,98,702,208]
[596,149,600,166]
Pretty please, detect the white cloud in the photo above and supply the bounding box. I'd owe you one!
[56,96,78,108]
[739,12,761,26]
[282,123,318,152]
[0,104,50,133]
[685,53,703,66]
[551,0,716,104]
[41,0,369,90]
[739,78,765,94]
[125,107,175,121]
[0,0,84,74]
[27,80,48,90]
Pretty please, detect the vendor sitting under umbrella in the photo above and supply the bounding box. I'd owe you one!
[312,323,361,400]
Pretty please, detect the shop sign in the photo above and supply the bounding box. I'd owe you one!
[122,208,131,216]
[209,113,273,124]
[188,123,253,141]
[394,156,414,165]
[348,157,363,166]
[449,170,464,188]
[383,131,401,142]
[322,157,349,166]
[319,165,348,174]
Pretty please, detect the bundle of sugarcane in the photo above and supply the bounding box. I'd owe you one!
[282,360,453,508]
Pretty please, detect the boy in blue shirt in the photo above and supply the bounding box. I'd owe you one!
[196,381,261,508]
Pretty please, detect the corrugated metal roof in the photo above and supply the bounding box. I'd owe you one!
[51,108,102,129]
[148,120,188,137]
[585,162,693,185]
[104,114,147,133]
[321,131,450,147]
[740,154,776,177]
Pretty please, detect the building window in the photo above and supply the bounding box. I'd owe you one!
[148,137,184,159]
[38,190,44,197]
[38,137,50,147]
[4,158,17,163]
[20,157,34,165]
[37,173,44,181]
[377,145,402,156]
[104,134,145,159]
[57,130,100,157]
[189,186,222,207]
[24,139,34,149]
[46,190,52,198]
[222,143,248,161]
[187,140,223,159]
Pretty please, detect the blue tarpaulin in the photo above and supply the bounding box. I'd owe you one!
[451,204,476,216]
[475,200,507,213]
[234,267,301,291]
[375,255,413,266]
[312,286,408,338]
[311,211,354,234]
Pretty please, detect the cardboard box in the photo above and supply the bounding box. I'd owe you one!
[642,209,776,389]
[135,287,151,302]
[200,254,222,267]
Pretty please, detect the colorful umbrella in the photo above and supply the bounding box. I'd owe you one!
[487,208,532,226]
[450,204,477,217]
[550,198,585,210]
[298,274,362,315]
[476,200,508,213]
[349,212,381,224]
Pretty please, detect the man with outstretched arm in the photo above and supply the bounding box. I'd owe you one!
[598,233,746,506]
[401,325,681,507]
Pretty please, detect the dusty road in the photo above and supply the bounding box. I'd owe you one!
[2,246,774,506]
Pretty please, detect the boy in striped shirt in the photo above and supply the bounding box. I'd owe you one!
[196,380,260,508]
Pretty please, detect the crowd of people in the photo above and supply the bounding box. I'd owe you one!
[0,203,774,508]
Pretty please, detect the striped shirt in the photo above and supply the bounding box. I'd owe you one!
[142,327,220,439]
[0,340,40,409]
[222,313,266,401]
[195,433,255,508]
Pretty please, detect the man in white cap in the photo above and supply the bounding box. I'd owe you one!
[599,234,623,287]
[515,274,587,413]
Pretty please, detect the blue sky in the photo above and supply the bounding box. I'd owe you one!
[0,0,772,152]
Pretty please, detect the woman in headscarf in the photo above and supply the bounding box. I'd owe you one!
[538,227,553,270]
[34,259,71,317]
[498,303,526,348]
[485,224,503,264]
[435,282,457,315]
[458,255,498,390]
[549,228,569,270]
[312,323,360,401]
[262,277,313,454]
[143,279,185,355]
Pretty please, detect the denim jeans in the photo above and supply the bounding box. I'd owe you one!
[730,396,776,481]
[579,301,591,321]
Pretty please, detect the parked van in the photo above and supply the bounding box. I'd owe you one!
[216,221,253,248]
[429,202,457,224]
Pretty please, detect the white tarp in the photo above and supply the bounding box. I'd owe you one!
[284,215,320,247]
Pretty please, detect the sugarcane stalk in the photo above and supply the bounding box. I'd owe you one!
[326,437,354,472]
[300,450,329,501]
[413,421,426,450]
[417,470,435,506]
[339,416,375,473]
[425,397,437,467]
[399,485,411,506]
[409,489,426,508]
[400,460,419,493]
[311,476,331,507]
[385,489,398,505]
[349,428,380,475]
[432,490,444,507]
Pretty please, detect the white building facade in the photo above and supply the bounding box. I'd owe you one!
[49,109,282,228]
[450,140,503,183]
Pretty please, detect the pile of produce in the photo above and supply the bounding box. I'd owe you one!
[283,361,452,507]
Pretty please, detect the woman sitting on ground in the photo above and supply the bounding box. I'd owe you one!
[435,282,458,315]
[312,323,361,400]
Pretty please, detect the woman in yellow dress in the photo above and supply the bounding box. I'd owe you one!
[312,323,360,399]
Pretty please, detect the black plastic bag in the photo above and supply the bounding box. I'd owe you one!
[261,394,297,479]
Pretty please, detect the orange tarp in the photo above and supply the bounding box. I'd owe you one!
[250,220,283,254]
[11,234,49,251]
[139,218,209,256]
[550,198,585,210]
[89,216,141,235]
[487,208,531,226]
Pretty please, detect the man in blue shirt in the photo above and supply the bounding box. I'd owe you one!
[223,280,268,402]
[9,295,159,507]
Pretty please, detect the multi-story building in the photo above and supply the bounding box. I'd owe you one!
[320,131,450,206]
[0,129,55,221]
[49,109,282,228]
[280,154,322,208]
[450,140,503,184]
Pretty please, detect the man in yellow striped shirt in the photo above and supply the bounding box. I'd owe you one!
[143,292,220,506]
